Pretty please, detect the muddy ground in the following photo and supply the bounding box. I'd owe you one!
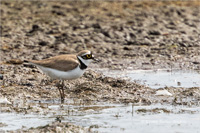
[0,0,200,132]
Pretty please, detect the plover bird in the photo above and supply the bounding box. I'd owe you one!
[25,50,97,103]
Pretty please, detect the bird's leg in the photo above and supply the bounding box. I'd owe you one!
[58,86,63,103]
[56,80,65,103]
[60,80,65,103]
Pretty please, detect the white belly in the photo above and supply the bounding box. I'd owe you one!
[38,66,85,80]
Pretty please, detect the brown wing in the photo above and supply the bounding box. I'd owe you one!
[29,54,79,71]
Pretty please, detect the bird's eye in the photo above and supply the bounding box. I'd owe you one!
[86,54,92,59]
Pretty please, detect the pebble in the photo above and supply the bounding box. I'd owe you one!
[155,89,172,96]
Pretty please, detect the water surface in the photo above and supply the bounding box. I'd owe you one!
[1,104,200,133]
[100,69,200,89]
[1,69,200,132]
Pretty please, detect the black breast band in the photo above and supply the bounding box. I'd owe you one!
[77,57,87,70]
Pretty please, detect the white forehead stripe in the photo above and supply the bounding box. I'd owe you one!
[82,51,91,56]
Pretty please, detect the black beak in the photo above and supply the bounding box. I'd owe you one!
[92,57,99,62]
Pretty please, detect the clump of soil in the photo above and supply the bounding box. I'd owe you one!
[16,122,88,133]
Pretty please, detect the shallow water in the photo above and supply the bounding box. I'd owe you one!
[1,69,200,132]
[1,103,200,132]
[0,113,53,131]
[70,104,200,133]
[99,69,200,89]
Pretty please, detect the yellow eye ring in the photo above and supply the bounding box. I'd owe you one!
[86,54,92,58]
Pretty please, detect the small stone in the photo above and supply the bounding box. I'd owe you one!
[177,82,181,86]
[155,89,172,96]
